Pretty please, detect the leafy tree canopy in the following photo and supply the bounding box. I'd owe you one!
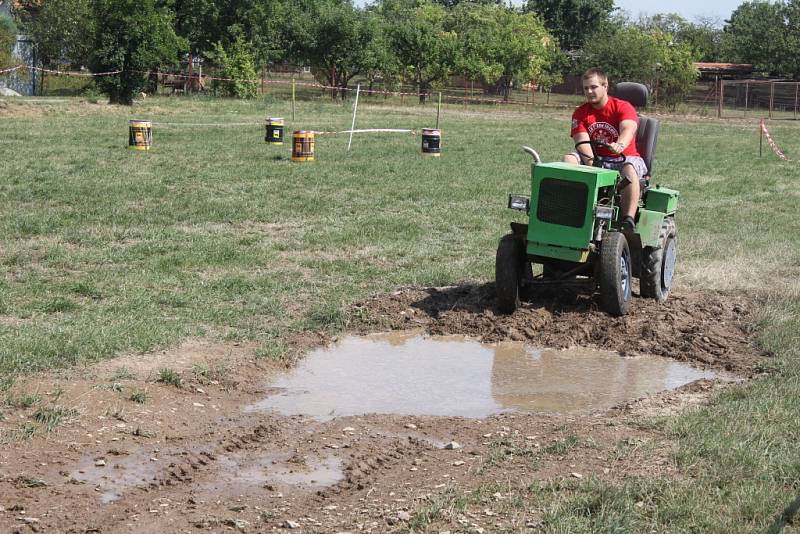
[524,0,614,50]
[582,21,699,110]
[17,0,94,69]
[722,0,799,78]
[380,0,458,102]
[449,4,556,99]
[90,0,187,104]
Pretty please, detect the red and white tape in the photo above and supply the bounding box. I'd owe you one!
[0,64,24,74]
[760,119,790,161]
[31,66,122,77]
[2,64,541,108]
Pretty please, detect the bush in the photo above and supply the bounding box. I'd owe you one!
[206,35,258,99]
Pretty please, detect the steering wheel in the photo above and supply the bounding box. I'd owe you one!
[575,139,626,167]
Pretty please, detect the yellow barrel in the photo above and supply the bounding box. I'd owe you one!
[128,119,152,150]
[421,128,441,157]
[265,117,284,145]
[292,130,315,162]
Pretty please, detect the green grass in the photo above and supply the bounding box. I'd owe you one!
[1,95,799,530]
[129,389,147,404]
[5,393,41,409]
[110,367,136,381]
[192,362,228,384]
[33,405,77,432]
[156,367,182,388]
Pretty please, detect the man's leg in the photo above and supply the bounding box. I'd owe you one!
[619,163,640,220]
[562,153,580,165]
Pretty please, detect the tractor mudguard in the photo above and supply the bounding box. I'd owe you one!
[636,209,666,248]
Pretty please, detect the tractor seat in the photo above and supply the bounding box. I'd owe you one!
[613,82,659,178]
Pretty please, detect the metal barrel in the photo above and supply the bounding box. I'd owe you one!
[421,128,441,157]
[128,120,152,150]
[292,130,315,162]
[265,117,284,145]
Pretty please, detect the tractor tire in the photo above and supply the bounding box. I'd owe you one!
[495,234,525,314]
[640,217,678,302]
[599,232,632,316]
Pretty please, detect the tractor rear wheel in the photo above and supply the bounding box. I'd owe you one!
[495,234,526,314]
[599,232,632,316]
[640,217,678,301]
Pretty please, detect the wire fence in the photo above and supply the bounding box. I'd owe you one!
[682,79,800,120]
[3,64,800,121]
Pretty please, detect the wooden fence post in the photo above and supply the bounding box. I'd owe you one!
[769,82,775,119]
[744,81,749,117]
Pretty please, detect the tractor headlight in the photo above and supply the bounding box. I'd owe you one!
[594,205,614,220]
[508,195,530,212]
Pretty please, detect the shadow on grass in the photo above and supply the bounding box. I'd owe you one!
[766,493,800,533]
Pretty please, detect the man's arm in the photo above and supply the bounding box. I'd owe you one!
[610,118,637,154]
[572,131,593,165]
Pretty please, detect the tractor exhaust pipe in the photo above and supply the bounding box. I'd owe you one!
[522,146,541,164]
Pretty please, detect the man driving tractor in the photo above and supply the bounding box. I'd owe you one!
[562,68,648,231]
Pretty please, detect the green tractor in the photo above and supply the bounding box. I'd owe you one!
[495,82,679,316]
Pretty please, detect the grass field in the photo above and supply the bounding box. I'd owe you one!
[1,94,799,530]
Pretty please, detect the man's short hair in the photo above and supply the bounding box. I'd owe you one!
[582,68,608,85]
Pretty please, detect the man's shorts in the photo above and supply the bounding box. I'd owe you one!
[570,153,649,191]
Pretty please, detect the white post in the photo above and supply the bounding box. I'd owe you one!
[347,84,361,152]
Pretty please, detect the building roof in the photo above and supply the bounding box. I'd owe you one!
[693,62,754,75]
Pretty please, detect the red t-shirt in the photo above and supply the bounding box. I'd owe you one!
[570,96,640,158]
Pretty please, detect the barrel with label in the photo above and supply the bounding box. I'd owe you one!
[421,128,441,157]
[265,117,284,145]
[292,131,315,162]
[128,120,152,150]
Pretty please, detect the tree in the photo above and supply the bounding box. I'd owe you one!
[16,0,94,92]
[381,0,457,103]
[288,0,384,98]
[721,1,789,77]
[171,0,288,66]
[582,23,699,110]
[582,23,661,85]
[653,33,699,110]
[90,0,186,104]
[638,13,723,63]
[524,0,614,51]
[785,0,800,78]
[449,4,556,100]
[0,15,15,69]
[205,32,258,98]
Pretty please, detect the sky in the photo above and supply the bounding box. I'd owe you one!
[612,0,742,23]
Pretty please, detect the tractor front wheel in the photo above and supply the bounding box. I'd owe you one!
[599,232,632,316]
[495,234,526,314]
[640,217,678,302]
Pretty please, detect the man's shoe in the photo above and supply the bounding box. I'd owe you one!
[622,216,636,231]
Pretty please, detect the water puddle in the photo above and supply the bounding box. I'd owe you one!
[209,453,343,493]
[71,448,161,503]
[72,446,343,503]
[247,332,718,418]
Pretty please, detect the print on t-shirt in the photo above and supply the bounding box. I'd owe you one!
[586,122,619,145]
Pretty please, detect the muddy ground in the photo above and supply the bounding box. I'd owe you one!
[0,286,764,533]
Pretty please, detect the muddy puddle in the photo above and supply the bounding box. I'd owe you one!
[247,332,718,419]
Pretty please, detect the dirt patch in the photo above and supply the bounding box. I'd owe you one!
[0,287,765,532]
[350,285,760,374]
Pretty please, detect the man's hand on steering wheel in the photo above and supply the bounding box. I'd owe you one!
[575,139,626,167]
[608,141,625,154]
